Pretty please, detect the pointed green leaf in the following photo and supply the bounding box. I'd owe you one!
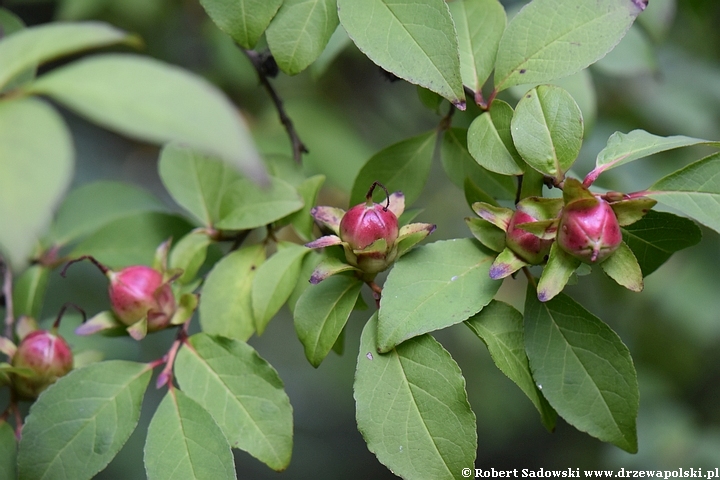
[252,242,310,334]
[599,241,643,292]
[145,389,235,480]
[378,239,500,352]
[649,152,720,234]
[468,100,524,176]
[26,54,266,181]
[494,0,646,91]
[465,300,556,431]
[175,333,293,471]
[448,0,506,99]
[215,177,304,230]
[0,97,72,271]
[200,0,283,49]
[465,217,506,252]
[51,181,167,246]
[0,421,16,479]
[338,0,465,107]
[622,210,702,276]
[355,314,477,479]
[0,9,34,94]
[350,131,436,206]
[524,288,639,453]
[200,244,266,341]
[537,242,581,302]
[588,129,720,184]
[286,175,326,241]
[294,274,363,367]
[18,361,152,479]
[266,0,338,75]
[511,85,584,180]
[12,264,49,320]
[287,252,323,313]
[0,22,138,91]
[71,213,194,269]
[169,230,212,284]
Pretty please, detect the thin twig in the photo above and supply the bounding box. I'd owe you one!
[1,259,14,339]
[242,49,308,164]
[156,321,190,389]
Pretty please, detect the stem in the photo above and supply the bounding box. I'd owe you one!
[60,255,109,277]
[2,258,14,339]
[367,280,383,309]
[515,175,524,205]
[365,181,391,210]
[156,322,190,389]
[52,302,86,331]
[521,266,537,289]
[242,49,308,164]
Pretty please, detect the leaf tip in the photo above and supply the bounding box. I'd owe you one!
[452,99,467,111]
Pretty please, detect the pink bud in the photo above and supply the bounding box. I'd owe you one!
[339,203,399,251]
[11,330,73,399]
[557,198,622,263]
[109,266,175,328]
[505,210,553,265]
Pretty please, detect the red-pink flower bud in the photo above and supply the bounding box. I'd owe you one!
[11,330,73,399]
[339,202,398,251]
[505,210,553,265]
[109,266,175,327]
[557,198,622,263]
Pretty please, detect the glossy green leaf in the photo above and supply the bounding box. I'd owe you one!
[0,22,137,91]
[622,210,702,276]
[0,421,16,480]
[649,152,720,234]
[252,242,310,334]
[350,131,435,207]
[169,230,212,284]
[27,54,266,181]
[587,129,720,184]
[51,180,167,245]
[0,97,73,271]
[494,0,646,91]
[468,101,524,176]
[524,288,639,452]
[12,264,49,320]
[465,300,556,430]
[294,274,363,367]
[338,0,465,107]
[18,361,152,479]
[145,388,235,480]
[448,0,506,100]
[355,314,477,479]
[378,239,500,352]
[266,0,338,75]
[175,333,293,471]
[200,0,282,49]
[511,85,584,180]
[71,213,194,269]
[200,244,265,341]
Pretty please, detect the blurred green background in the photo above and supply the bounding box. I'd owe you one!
[4,0,720,477]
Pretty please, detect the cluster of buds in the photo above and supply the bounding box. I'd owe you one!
[469,178,656,302]
[62,241,198,340]
[305,182,435,283]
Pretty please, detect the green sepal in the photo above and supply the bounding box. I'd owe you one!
[126,317,148,341]
[0,338,17,358]
[471,202,513,231]
[599,241,643,292]
[311,206,345,235]
[74,310,124,336]
[537,242,581,302]
[169,229,211,284]
[15,316,39,341]
[395,223,436,257]
[517,196,564,221]
[489,247,528,280]
[610,197,657,226]
[310,256,360,284]
[152,238,171,272]
[170,293,199,325]
[465,217,506,252]
[515,218,559,240]
[355,238,388,255]
[563,177,596,204]
[0,363,33,378]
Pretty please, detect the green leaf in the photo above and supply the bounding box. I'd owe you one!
[199,244,265,341]
[200,0,283,49]
[468,101,524,176]
[71,213,194,269]
[215,177,304,230]
[494,0,646,91]
[26,54,266,181]
[536,242,581,303]
[511,85,584,181]
[448,0,506,99]
[51,180,167,246]
[252,242,310,334]
[0,8,34,94]
[465,300,556,431]
[622,210,702,276]
[350,131,435,207]
[649,152,720,234]
[377,239,500,352]
[599,241,643,292]
[266,0,338,75]
[587,129,720,184]
[286,175,326,241]
[0,421,17,480]
[0,97,73,271]
[0,21,138,91]
[18,361,152,479]
[524,288,639,452]
[169,230,212,284]
[338,0,465,107]
[355,314,477,479]
[287,251,323,313]
[175,333,293,471]
[294,274,363,367]
[12,264,49,319]
[144,388,236,480]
